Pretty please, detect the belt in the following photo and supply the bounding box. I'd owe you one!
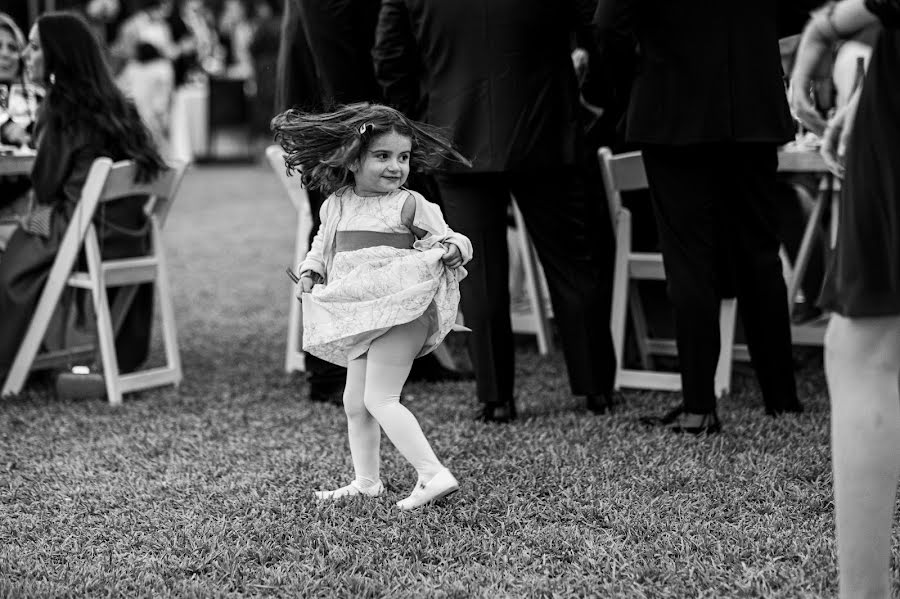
[335,230,416,253]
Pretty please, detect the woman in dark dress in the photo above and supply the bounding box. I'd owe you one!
[0,12,166,382]
[790,1,900,597]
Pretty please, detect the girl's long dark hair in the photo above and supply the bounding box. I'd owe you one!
[37,12,165,181]
[271,102,471,194]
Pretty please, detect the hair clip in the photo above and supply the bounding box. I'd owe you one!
[358,122,374,135]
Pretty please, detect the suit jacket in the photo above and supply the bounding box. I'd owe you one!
[594,0,820,145]
[374,0,597,173]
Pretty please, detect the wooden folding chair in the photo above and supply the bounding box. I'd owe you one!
[509,196,553,355]
[266,144,311,373]
[1,158,188,405]
[598,147,738,397]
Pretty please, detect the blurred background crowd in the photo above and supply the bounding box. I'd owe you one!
[0,0,283,160]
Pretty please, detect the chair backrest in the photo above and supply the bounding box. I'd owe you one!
[95,159,188,225]
[61,158,187,272]
[597,147,648,224]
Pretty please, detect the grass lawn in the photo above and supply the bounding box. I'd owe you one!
[0,163,895,598]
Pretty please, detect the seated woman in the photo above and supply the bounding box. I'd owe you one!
[0,11,167,382]
[0,12,43,236]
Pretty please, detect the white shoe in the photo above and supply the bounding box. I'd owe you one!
[314,479,385,500]
[396,468,459,510]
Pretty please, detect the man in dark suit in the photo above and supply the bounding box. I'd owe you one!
[275,0,469,404]
[594,1,816,433]
[374,0,618,422]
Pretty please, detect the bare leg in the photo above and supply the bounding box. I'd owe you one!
[825,313,900,599]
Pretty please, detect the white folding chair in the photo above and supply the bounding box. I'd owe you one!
[509,196,553,355]
[598,147,738,397]
[2,157,188,405]
[266,144,311,373]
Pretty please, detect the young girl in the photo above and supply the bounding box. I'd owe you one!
[272,103,472,511]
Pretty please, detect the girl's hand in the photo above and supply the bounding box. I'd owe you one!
[821,87,861,179]
[295,272,321,300]
[442,243,463,269]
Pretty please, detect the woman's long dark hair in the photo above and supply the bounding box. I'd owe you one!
[272,103,471,195]
[37,12,165,181]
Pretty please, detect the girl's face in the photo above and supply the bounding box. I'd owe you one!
[0,28,20,83]
[23,25,44,85]
[350,130,412,195]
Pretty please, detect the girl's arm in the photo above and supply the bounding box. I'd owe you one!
[298,197,331,281]
[789,0,880,134]
[401,191,473,268]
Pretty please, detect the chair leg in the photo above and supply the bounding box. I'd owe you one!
[512,198,553,355]
[715,298,738,398]
[609,211,631,388]
[153,222,182,385]
[84,230,123,406]
[286,217,307,373]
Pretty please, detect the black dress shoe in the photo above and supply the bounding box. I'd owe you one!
[669,411,721,435]
[585,392,614,414]
[474,402,517,423]
[639,405,684,427]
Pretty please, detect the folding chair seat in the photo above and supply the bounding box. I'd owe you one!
[598,147,738,397]
[266,144,311,373]
[508,196,553,355]
[2,158,188,405]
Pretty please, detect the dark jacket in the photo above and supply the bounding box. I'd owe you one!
[374,0,597,173]
[594,0,820,145]
[274,0,322,112]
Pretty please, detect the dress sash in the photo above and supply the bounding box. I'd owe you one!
[335,230,415,253]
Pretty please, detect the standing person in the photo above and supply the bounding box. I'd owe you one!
[274,0,466,406]
[593,1,813,433]
[791,1,900,597]
[272,103,471,509]
[0,11,166,379]
[374,0,618,422]
[294,0,380,108]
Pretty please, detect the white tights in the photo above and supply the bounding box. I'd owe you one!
[343,318,444,489]
[825,313,900,599]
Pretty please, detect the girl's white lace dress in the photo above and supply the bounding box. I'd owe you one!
[300,188,470,367]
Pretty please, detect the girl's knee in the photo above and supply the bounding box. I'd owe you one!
[826,314,900,369]
[342,386,366,418]
[363,392,399,414]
